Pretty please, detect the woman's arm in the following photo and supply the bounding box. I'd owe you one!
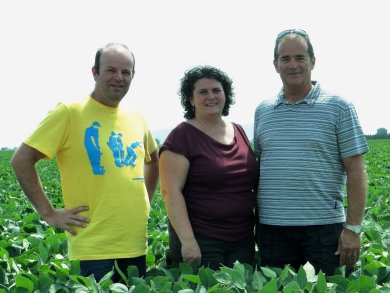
[159,149,201,265]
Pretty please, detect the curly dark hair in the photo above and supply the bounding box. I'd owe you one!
[179,65,235,119]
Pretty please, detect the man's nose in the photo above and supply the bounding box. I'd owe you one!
[113,71,125,80]
[288,60,298,69]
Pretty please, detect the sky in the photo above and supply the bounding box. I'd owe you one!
[1,0,389,148]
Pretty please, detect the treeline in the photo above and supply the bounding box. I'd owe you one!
[366,134,390,139]
[366,128,390,139]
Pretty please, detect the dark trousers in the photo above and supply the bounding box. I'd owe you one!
[168,227,255,271]
[256,223,353,276]
[79,255,146,283]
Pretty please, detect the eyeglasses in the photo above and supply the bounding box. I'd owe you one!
[276,29,309,41]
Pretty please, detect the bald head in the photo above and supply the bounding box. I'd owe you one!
[93,43,135,76]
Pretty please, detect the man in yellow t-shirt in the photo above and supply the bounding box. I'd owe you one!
[11,43,159,282]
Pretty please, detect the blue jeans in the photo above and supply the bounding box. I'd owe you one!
[79,256,146,283]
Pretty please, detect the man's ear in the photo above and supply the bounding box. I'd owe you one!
[311,57,316,70]
[273,60,280,73]
[92,67,98,81]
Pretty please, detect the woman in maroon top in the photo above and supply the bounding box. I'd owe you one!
[159,65,259,271]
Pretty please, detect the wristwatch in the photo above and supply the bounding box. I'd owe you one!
[344,224,363,234]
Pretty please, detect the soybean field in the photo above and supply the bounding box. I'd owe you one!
[0,140,389,292]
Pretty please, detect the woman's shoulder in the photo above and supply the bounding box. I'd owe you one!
[170,121,194,134]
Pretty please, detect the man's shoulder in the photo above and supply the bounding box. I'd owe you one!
[255,97,277,112]
[58,97,89,110]
[316,89,353,108]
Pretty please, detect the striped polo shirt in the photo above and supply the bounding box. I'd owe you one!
[254,81,369,226]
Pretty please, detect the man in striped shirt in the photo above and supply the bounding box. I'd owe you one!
[254,29,369,276]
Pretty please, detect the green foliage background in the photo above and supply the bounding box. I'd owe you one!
[0,140,389,292]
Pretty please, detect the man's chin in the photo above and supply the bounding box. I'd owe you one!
[109,92,125,101]
[286,79,303,87]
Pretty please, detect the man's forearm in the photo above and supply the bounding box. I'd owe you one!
[144,152,159,201]
[345,155,367,225]
[11,150,54,218]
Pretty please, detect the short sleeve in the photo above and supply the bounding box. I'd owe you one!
[159,123,192,160]
[24,103,70,160]
[337,101,369,158]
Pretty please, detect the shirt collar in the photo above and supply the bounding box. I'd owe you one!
[274,81,320,108]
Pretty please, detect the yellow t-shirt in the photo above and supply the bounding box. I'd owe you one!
[25,97,157,260]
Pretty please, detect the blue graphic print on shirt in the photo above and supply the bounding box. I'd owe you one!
[84,121,142,175]
[84,121,105,175]
[107,131,125,167]
[107,132,142,167]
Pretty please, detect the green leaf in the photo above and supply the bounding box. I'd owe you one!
[327,275,349,292]
[114,260,128,286]
[231,274,246,289]
[127,265,139,279]
[283,281,301,293]
[182,274,201,284]
[334,265,346,277]
[48,283,69,292]
[251,270,264,290]
[131,283,152,293]
[232,261,246,278]
[346,279,359,293]
[150,276,173,292]
[213,272,231,285]
[364,262,379,277]
[173,281,192,292]
[146,252,156,267]
[132,277,147,286]
[198,267,217,287]
[357,275,377,291]
[110,282,135,292]
[279,265,295,286]
[179,262,194,275]
[377,266,390,283]
[38,241,48,264]
[296,265,307,289]
[211,289,233,293]
[218,266,246,289]
[260,267,277,279]
[259,278,278,293]
[54,265,69,282]
[15,274,34,291]
[159,266,175,282]
[316,271,327,293]
[37,274,53,292]
[0,241,12,250]
[99,269,114,285]
[69,259,80,276]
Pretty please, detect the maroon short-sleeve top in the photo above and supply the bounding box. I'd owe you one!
[159,122,259,241]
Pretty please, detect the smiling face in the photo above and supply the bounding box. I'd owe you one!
[274,35,315,99]
[190,78,226,119]
[92,45,134,107]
